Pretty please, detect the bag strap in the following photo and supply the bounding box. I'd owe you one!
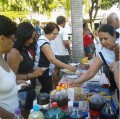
[99,52,109,68]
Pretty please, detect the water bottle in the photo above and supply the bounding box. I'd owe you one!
[68,101,85,119]
[37,93,50,110]
[100,99,118,119]
[28,105,44,119]
[14,108,24,119]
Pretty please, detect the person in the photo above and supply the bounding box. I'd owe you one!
[107,13,120,43]
[34,22,76,94]
[65,24,119,91]
[102,13,120,93]
[35,21,44,39]
[51,16,71,88]
[7,22,43,88]
[93,27,102,56]
[83,23,95,59]
[0,15,18,119]
[107,13,120,30]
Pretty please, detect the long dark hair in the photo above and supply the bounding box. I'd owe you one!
[13,22,35,51]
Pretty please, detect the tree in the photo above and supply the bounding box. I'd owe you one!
[84,0,118,29]
[70,0,84,62]
[58,0,71,17]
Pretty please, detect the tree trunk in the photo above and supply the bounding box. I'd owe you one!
[70,0,84,63]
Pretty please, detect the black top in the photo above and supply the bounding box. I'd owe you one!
[18,48,36,87]
[18,48,34,74]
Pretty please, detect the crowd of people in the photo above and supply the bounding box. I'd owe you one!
[0,12,119,119]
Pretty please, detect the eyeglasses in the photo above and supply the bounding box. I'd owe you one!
[8,35,16,43]
[52,32,59,36]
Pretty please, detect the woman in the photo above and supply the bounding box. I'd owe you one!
[34,22,76,94]
[7,22,43,87]
[65,24,119,90]
[83,23,95,59]
[0,15,18,119]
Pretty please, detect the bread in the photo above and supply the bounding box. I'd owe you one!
[74,87,86,100]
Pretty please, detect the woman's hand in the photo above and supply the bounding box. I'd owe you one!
[16,80,30,89]
[16,79,27,85]
[68,66,77,72]
[32,67,43,77]
[64,80,79,88]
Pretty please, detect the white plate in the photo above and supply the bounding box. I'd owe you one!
[66,74,79,79]
[61,69,80,75]
[61,69,75,74]
[69,63,77,66]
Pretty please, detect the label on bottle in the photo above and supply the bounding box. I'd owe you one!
[32,112,40,118]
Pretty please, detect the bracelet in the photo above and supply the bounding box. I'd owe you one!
[26,73,29,80]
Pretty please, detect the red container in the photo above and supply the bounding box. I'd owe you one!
[89,109,101,119]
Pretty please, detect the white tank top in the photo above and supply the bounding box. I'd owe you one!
[0,66,19,114]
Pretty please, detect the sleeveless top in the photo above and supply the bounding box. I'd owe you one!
[18,48,36,87]
[18,48,34,74]
[0,66,19,114]
[35,35,55,77]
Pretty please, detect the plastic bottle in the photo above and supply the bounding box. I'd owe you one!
[28,105,44,119]
[68,101,85,119]
[89,89,106,119]
[45,102,67,119]
[100,99,118,119]
[37,93,50,110]
[14,108,24,119]
[50,86,68,111]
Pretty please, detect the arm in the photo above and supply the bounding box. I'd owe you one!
[42,44,76,72]
[110,61,120,91]
[63,40,71,56]
[65,56,103,87]
[0,107,14,119]
[7,48,42,80]
[63,29,71,56]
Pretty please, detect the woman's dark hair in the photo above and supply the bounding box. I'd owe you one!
[98,24,119,38]
[13,22,35,51]
[44,22,59,34]
[56,16,65,25]
[0,15,17,37]
[83,23,87,29]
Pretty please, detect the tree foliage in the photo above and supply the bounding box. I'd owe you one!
[84,0,118,29]
[0,0,118,24]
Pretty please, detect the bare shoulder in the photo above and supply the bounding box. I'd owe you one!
[7,48,21,61]
[10,48,20,55]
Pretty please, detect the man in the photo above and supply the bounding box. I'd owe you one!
[107,13,120,29]
[51,16,71,88]
[107,13,120,43]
